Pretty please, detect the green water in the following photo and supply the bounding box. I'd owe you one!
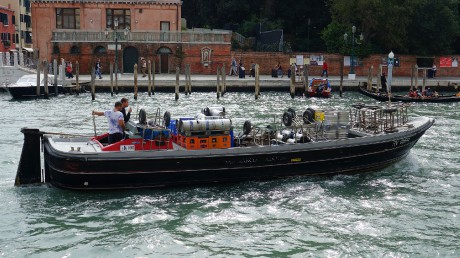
[0,92,458,257]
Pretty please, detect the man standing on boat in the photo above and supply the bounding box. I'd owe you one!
[93,102,125,144]
[120,97,132,123]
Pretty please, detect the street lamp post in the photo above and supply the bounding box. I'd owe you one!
[387,51,394,104]
[344,25,363,80]
[105,18,129,94]
[351,25,356,74]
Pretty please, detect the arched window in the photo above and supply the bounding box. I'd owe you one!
[157,47,172,54]
[94,46,107,55]
[70,46,80,54]
[52,45,60,54]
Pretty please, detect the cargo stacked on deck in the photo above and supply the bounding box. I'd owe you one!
[169,107,234,150]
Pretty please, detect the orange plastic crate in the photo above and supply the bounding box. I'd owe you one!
[209,135,231,149]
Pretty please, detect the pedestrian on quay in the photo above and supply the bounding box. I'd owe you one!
[92,102,125,144]
[249,61,256,77]
[95,58,102,79]
[381,72,387,93]
[120,97,132,123]
[65,62,73,79]
[141,58,147,77]
[276,61,283,78]
[431,64,437,78]
[321,60,328,77]
[229,57,238,76]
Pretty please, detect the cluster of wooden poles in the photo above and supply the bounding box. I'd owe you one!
[35,58,435,101]
[365,64,435,93]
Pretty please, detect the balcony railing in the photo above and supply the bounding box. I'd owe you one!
[51,30,232,44]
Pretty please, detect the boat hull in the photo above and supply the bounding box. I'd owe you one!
[359,87,460,103]
[6,85,63,99]
[43,118,433,190]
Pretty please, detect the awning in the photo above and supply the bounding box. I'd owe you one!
[23,48,34,52]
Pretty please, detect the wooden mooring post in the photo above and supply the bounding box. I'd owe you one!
[147,60,152,96]
[53,59,58,96]
[91,65,96,100]
[175,66,179,101]
[115,63,119,94]
[410,65,415,91]
[414,65,419,90]
[304,65,309,95]
[422,68,426,92]
[221,64,226,96]
[290,64,295,98]
[43,60,49,99]
[255,64,260,99]
[339,60,344,97]
[36,61,41,97]
[184,64,189,95]
[377,65,382,92]
[216,66,221,99]
[187,64,192,95]
[75,61,80,95]
[367,65,373,91]
[134,63,138,100]
[152,61,156,94]
[109,62,114,96]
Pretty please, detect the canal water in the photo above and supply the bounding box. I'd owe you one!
[0,91,458,257]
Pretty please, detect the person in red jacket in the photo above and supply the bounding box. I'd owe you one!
[321,60,328,77]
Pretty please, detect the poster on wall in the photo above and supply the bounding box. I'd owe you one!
[439,57,452,67]
[440,56,458,67]
[296,55,304,66]
[310,55,324,65]
[344,56,363,67]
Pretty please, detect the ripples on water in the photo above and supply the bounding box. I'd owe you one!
[0,92,458,257]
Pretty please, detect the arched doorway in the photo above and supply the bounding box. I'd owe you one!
[123,46,139,73]
[157,47,172,74]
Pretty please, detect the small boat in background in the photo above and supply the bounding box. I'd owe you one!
[359,86,460,103]
[3,74,63,99]
[307,78,331,98]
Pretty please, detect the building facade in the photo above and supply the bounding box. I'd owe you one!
[3,0,33,52]
[31,0,232,74]
[0,5,16,52]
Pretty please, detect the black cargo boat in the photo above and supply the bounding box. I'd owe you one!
[15,104,434,190]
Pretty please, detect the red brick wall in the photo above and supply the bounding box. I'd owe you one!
[231,52,460,77]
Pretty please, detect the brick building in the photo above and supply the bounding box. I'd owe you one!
[3,0,33,52]
[0,5,16,52]
[31,0,232,74]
